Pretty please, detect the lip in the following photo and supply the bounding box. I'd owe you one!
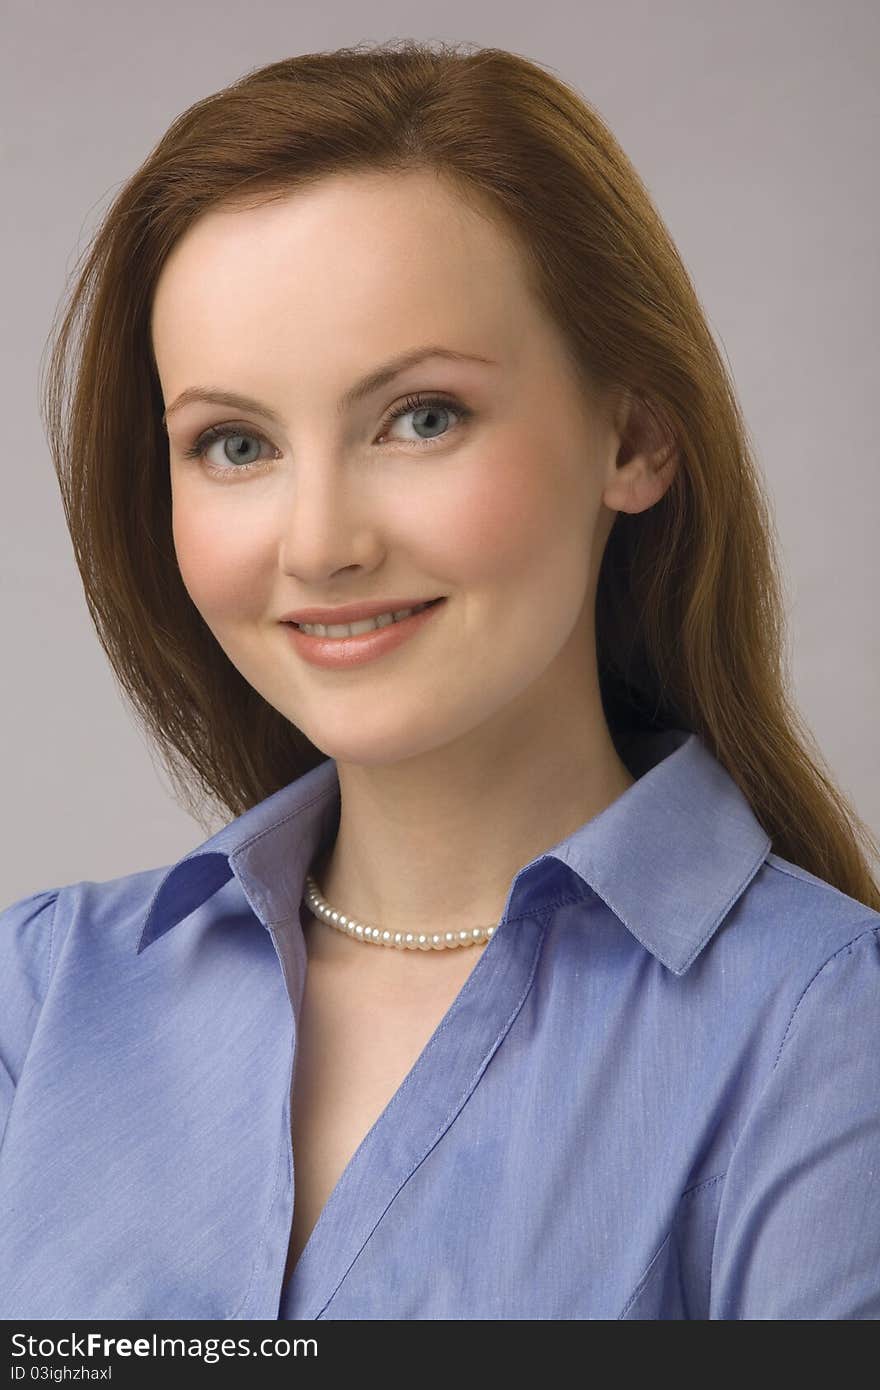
[280,597,445,625]
[282,597,446,669]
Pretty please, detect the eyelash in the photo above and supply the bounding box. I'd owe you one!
[180,392,472,479]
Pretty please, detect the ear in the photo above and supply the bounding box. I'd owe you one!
[602,390,679,516]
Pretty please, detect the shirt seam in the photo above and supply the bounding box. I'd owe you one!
[0,890,62,1161]
[714,917,880,1171]
[43,890,61,1000]
[617,1171,728,1318]
[501,887,596,925]
[771,919,880,1070]
[230,784,338,857]
[680,1170,727,1202]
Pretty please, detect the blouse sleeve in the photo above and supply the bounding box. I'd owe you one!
[710,922,880,1319]
[0,888,61,1150]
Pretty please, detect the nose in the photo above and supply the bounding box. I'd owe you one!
[276,454,380,583]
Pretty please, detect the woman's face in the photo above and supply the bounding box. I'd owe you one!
[151,169,624,766]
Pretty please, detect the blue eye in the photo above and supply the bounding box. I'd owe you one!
[379,393,470,445]
[181,391,471,479]
[181,425,275,476]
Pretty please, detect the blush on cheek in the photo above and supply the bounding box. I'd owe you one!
[441,452,555,582]
[171,509,254,620]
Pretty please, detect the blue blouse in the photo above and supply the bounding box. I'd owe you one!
[1,727,878,1320]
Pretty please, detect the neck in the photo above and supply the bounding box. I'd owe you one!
[304,664,635,966]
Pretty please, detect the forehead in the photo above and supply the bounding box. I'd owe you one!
[150,171,539,367]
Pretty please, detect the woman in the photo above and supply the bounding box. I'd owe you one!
[1,40,878,1321]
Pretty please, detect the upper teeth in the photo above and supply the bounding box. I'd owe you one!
[296,601,433,637]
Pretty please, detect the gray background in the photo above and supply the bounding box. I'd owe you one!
[3,0,878,903]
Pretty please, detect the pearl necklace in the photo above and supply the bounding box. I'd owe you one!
[303,872,498,950]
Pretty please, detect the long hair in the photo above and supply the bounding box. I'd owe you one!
[40,38,880,910]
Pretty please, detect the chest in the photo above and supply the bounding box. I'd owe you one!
[282,940,487,1288]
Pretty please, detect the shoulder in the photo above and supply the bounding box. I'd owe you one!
[0,866,173,1117]
[709,864,880,1317]
[0,885,65,1139]
[716,849,880,988]
[759,854,880,1064]
[0,864,173,969]
[714,849,880,1171]
[0,885,63,1025]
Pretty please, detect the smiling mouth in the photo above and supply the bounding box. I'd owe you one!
[288,597,445,637]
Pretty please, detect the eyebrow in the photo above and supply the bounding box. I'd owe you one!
[161,345,499,427]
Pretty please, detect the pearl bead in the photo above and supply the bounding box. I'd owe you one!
[303,874,498,950]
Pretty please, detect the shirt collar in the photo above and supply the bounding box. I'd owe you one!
[136,728,771,975]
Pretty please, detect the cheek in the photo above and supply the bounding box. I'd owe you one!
[171,494,260,621]
[426,438,566,585]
